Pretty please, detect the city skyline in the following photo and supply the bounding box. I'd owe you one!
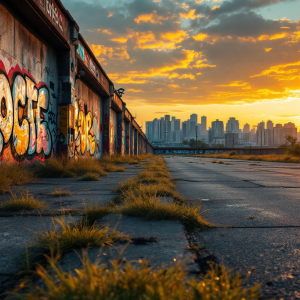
[146,112,299,148]
[61,0,300,132]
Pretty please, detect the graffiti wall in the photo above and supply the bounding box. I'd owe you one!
[0,5,58,162]
[110,109,117,154]
[71,81,102,159]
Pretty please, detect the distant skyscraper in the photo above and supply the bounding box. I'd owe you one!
[226,117,239,133]
[201,116,207,137]
[267,120,274,130]
[211,119,224,140]
[243,123,250,133]
[190,114,198,124]
[152,118,160,140]
[146,122,153,141]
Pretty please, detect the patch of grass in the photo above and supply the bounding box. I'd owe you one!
[0,191,47,211]
[102,163,126,172]
[118,195,212,229]
[50,189,74,197]
[18,256,261,300]
[33,157,107,178]
[212,160,225,164]
[78,172,100,181]
[99,154,147,165]
[83,205,113,226]
[248,216,256,219]
[35,217,129,254]
[0,164,34,194]
[197,153,300,164]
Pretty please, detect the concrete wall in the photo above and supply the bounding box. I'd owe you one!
[0,0,152,163]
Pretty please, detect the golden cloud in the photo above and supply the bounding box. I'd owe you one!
[251,61,300,81]
[90,44,130,61]
[134,11,173,24]
[179,9,202,20]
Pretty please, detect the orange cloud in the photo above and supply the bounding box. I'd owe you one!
[258,32,289,41]
[217,81,250,88]
[193,33,209,41]
[265,48,272,52]
[211,5,220,11]
[168,84,180,88]
[110,37,128,44]
[179,9,202,20]
[251,61,300,81]
[127,89,144,92]
[90,44,130,61]
[134,11,172,24]
[133,30,188,51]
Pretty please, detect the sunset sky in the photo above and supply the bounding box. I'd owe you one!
[62,0,300,130]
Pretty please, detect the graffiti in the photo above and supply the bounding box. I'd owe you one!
[77,43,85,61]
[0,61,54,161]
[35,0,64,32]
[73,100,101,158]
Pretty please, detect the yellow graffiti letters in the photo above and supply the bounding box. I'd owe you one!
[86,111,95,155]
[26,77,38,155]
[13,75,29,156]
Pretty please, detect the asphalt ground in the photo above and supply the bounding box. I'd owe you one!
[165,156,300,300]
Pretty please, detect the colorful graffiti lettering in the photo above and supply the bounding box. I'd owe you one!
[0,60,54,161]
[73,100,101,158]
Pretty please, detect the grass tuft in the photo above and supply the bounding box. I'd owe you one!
[33,157,107,178]
[102,163,126,172]
[50,189,74,197]
[83,205,113,226]
[0,164,34,194]
[118,196,212,229]
[0,191,47,211]
[35,217,129,254]
[78,173,100,181]
[18,256,261,300]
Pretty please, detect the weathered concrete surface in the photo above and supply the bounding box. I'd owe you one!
[60,214,195,273]
[166,156,300,299]
[0,165,142,296]
[0,215,80,294]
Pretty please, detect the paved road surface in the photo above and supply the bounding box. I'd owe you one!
[166,156,300,300]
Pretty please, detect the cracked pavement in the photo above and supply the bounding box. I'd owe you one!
[166,156,300,300]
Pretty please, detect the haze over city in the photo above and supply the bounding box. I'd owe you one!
[62,0,300,131]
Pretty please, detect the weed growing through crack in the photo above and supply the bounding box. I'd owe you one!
[83,205,113,226]
[0,191,47,211]
[248,216,256,219]
[35,217,129,254]
[78,173,101,181]
[112,156,211,229]
[17,255,261,300]
[186,244,207,252]
[50,189,74,197]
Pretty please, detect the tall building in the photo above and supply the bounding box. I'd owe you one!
[152,118,160,141]
[267,120,274,130]
[159,117,165,142]
[225,133,239,147]
[146,122,153,141]
[243,123,250,133]
[211,119,224,140]
[165,115,171,143]
[226,117,239,133]
[201,116,207,138]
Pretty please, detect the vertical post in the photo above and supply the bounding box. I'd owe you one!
[134,128,138,155]
[102,90,112,155]
[117,103,125,155]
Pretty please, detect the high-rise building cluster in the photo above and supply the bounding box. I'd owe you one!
[146,114,300,148]
[146,114,208,145]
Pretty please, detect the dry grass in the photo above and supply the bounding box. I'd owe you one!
[118,195,212,229]
[198,153,300,163]
[50,189,74,197]
[0,191,47,211]
[112,156,209,229]
[99,154,150,165]
[0,163,34,194]
[78,173,100,181]
[33,157,107,178]
[18,256,261,300]
[102,163,126,172]
[35,217,129,254]
[83,205,113,226]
